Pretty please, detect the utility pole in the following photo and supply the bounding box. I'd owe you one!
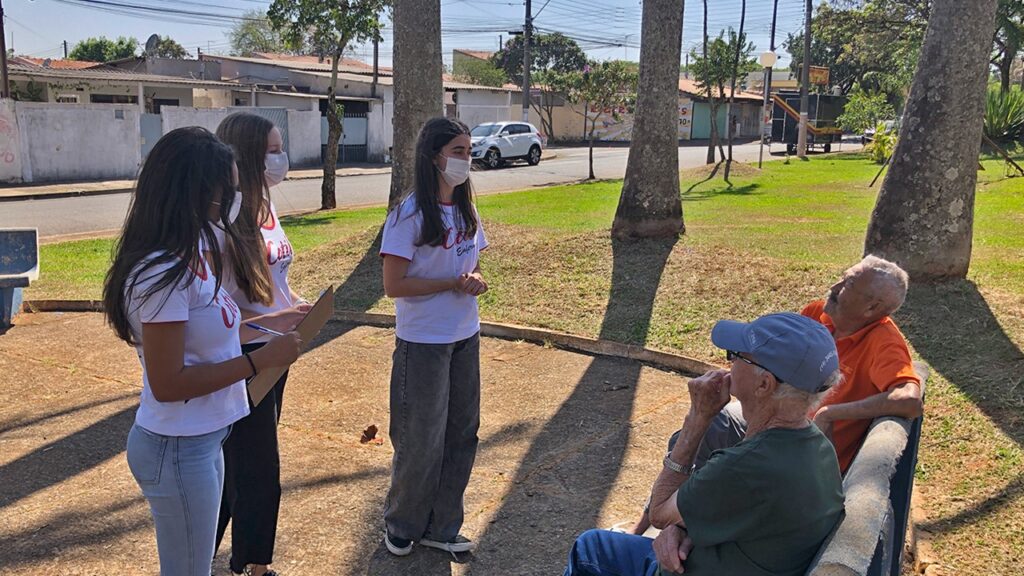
[758,0,780,168]
[0,0,9,99]
[64,40,68,58]
[797,0,811,158]
[371,34,379,98]
[521,0,532,122]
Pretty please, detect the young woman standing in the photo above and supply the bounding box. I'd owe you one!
[103,127,302,576]
[213,112,307,576]
[380,117,489,556]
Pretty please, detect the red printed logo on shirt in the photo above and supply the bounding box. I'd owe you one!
[266,239,294,266]
[442,227,469,250]
[262,211,277,231]
[189,255,209,281]
[216,293,240,329]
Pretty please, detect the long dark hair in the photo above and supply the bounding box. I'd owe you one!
[395,117,478,246]
[103,127,238,344]
[215,112,275,306]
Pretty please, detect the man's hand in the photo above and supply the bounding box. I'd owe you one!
[652,525,694,574]
[813,405,834,442]
[687,370,731,420]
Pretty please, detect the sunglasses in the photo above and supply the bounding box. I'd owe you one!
[726,350,784,383]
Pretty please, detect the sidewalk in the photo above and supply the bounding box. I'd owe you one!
[0,164,392,202]
[0,150,559,202]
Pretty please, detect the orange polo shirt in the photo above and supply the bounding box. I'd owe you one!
[801,300,921,473]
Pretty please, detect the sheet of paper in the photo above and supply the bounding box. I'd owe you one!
[247,285,334,407]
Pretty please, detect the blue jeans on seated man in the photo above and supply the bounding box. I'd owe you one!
[564,529,662,576]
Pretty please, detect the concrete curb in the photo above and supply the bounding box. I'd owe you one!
[0,151,560,202]
[332,310,716,377]
[19,302,716,377]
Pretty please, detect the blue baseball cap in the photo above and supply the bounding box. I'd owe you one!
[711,312,840,393]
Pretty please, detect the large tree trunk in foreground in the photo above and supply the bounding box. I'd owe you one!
[864,0,1000,281]
[389,0,443,209]
[613,0,685,239]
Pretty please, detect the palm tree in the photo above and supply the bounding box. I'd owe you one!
[864,0,1000,279]
[388,0,444,208]
[612,0,686,239]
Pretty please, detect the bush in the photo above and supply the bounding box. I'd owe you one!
[838,88,896,134]
[983,86,1024,142]
[867,122,897,164]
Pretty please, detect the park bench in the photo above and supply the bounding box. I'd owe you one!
[0,228,39,328]
[807,361,929,576]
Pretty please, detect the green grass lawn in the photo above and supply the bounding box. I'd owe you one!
[27,152,1024,573]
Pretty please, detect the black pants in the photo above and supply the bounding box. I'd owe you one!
[215,342,288,573]
[383,333,481,542]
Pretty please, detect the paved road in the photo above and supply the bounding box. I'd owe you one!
[2,141,832,240]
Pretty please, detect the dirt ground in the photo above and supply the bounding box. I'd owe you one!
[0,312,695,575]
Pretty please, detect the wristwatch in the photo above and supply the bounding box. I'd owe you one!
[663,455,693,474]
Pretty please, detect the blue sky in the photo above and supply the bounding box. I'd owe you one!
[11,0,819,67]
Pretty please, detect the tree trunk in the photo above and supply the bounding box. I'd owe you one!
[863,0,1000,281]
[999,50,1014,93]
[390,0,444,209]
[588,117,596,180]
[725,0,746,182]
[321,49,345,211]
[703,0,714,165]
[613,0,686,239]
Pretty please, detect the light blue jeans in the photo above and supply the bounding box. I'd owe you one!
[127,423,230,576]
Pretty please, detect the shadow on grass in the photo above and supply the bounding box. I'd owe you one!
[682,183,762,202]
[473,236,678,570]
[304,227,385,356]
[896,280,1024,534]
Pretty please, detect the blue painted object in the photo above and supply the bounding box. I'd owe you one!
[0,228,39,328]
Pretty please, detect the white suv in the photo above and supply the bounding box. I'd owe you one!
[470,122,544,169]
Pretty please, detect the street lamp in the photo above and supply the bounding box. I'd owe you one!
[757,51,778,168]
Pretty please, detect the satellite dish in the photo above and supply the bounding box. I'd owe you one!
[144,34,160,57]
[42,58,52,68]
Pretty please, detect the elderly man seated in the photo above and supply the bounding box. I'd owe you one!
[628,255,923,536]
[564,312,845,576]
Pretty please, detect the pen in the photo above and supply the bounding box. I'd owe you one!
[246,323,285,337]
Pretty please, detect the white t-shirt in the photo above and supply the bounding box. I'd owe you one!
[213,202,295,343]
[127,252,250,437]
[380,196,488,344]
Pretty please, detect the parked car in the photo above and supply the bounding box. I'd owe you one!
[470,122,544,169]
[863,119,899,144]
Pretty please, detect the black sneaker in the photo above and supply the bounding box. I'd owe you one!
[385,529,414,556]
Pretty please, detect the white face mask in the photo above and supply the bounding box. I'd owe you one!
[214,190,243,226]
[265,151,289,187]
[439,155,471,187]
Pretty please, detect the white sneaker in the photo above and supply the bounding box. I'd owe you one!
[418,535,476,554]
[384,529,413,556]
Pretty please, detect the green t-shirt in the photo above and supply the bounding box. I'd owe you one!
[662,426,844,576]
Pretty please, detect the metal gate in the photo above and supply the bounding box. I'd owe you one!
[321,112,369,164]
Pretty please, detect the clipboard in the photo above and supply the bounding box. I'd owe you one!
[247,285,335,407]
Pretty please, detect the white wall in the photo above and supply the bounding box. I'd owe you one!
[15,102,141,182]
[0,100,24,183]
[161,107,229,134]
[259,93,317,111]
[456,89,515,129]
[367,98,388,162]
[286,109,322,167]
